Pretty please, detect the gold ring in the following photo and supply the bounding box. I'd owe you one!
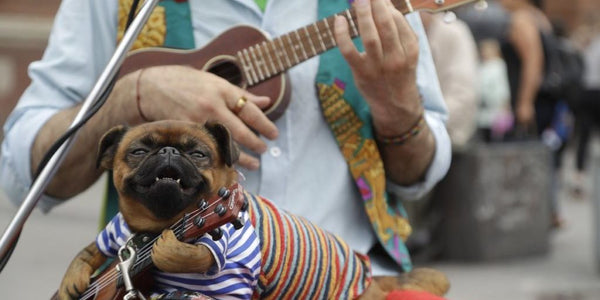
[232,96,247,114]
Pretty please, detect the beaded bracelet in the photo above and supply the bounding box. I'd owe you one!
[375,113,426,145]
[136,68,151,122]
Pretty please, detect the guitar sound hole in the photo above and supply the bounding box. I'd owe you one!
[206,60,244,88]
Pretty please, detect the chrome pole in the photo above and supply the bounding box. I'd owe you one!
[0,0,160,262]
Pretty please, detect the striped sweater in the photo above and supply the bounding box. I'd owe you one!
[96,192,371,299]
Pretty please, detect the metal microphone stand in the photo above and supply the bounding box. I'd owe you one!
[0,0,159,266]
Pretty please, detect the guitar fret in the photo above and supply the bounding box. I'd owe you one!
[236,51,254,86]
[284,34,300,65]
[294,30,309,60]
[270,41,285,72]
[262,41,278,75]
[313,23,327,51]
[255,45,269,78]
[323,18,337,47]
[242,48,258,84]
[276,37,293,68]
[344,9,359,37]
[303,26,317,56]
[249,46,265,81]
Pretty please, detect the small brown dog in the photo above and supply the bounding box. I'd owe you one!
[57,120,245,299]
[56,120,449,300]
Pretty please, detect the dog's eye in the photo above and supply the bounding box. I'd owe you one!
[190,151,206,159]
[131,149,148,155]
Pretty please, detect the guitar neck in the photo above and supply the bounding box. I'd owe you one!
[237,0,476,86]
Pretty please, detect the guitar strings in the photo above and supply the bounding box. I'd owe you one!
[79,207,217,300]
[80,187,242,299]
[78,196,226,299]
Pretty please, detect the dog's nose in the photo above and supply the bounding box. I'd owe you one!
[158,146,180,156]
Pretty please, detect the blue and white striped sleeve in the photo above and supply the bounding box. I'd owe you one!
[96,212,132,257]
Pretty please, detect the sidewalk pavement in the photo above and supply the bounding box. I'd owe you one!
[0,148,599,299]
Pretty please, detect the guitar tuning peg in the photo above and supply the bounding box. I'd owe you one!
[214,204,227,216]
[197,199,208,210]
[194,216,206,228]
[217,187,230,198]
[231,218,244,230]
[208,228,223,241]
[475,0,488,11]
[443,11,456,23]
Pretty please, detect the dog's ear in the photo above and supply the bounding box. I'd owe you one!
[96,125,128,170]
[204,122,239,167]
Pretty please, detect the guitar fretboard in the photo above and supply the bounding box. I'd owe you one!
[236,0,413,86]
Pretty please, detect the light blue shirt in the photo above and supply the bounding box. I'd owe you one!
[0,0,451,273]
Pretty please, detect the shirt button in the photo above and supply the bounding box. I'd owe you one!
[269,146,281,157]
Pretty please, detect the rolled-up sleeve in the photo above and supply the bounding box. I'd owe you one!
[0,0,118,211]
[385,13,452,201]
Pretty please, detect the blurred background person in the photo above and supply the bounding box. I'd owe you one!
[420,11,479,150]
[571,14,600,199]
[476,38,513,142]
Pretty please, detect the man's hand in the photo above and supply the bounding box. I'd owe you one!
[333,0,435,185]
[137,65,279,170]
[334,0,423,136]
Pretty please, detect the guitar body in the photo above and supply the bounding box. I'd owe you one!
[120,25,291,120]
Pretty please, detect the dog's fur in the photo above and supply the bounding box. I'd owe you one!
[57,120,449,299]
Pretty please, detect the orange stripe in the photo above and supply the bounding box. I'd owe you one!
[268,212,297,298]
[297,220,321,299]
[253,196,272,287]
[334,237,351,299]
[285,215,309,296]
[263,199,286,281]
[314,223,332,295]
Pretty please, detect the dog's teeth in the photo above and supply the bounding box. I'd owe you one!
[176,179,181,184]
[155,177,159,182]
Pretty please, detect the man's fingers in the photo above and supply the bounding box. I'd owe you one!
[238,152,260,170]
[236,99,279,140]
[353,0,382,60]
[372,0,402,58]
[248,95,271,110]
[391,7,419,60]
[334,16,363,68]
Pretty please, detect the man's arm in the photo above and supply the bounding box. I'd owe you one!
[334,0,449,187]
[509,10,544,126]
[3,1,278,203]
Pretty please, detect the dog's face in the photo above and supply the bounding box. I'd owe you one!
[97,120,239,232]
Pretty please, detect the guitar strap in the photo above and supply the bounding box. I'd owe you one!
[106,0,413,272]
[315,0,412,271]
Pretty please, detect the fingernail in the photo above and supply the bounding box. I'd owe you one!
[354,0,369,6]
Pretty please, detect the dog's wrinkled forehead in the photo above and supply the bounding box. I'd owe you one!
[119,121,215,152]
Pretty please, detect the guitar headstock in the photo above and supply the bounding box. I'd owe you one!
[180,183,248,242]
[392,0,483,14]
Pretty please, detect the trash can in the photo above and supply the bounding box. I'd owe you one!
[433,141,553,261]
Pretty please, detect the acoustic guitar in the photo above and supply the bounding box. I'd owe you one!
[51,184,247,300]
[119,0,481,120]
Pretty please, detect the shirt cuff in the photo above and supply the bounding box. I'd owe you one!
[0,108,65,213]
[386,111,452,201]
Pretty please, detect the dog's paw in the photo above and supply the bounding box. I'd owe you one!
[370,268,449,298]
[152,229,215,273]
[396,268,450,296]
[57,261,93,300]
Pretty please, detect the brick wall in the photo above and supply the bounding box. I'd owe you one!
[0,0,59,140]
